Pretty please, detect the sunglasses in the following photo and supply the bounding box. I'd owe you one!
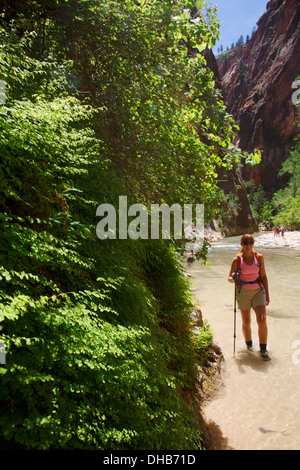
[243,240,254,246]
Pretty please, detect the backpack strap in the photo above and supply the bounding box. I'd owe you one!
[236,253,242,270]
[252,251,265,293]
[253,250,260,264]
[234,251,265,294]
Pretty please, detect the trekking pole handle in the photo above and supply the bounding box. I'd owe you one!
[233,269,241,285]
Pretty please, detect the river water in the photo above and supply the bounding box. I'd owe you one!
[187,235,300,450]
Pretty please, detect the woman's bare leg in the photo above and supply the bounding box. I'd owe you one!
[254,305,268,345]
[240,309,252,343]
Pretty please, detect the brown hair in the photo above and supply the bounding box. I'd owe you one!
[240,234,254,245]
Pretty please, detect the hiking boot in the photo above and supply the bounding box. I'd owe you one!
[260,350,271,361]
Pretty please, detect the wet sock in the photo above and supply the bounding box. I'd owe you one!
[260,343,267,352]
[246,340,253,349]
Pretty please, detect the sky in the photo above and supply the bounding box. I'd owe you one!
[212,0,269,53]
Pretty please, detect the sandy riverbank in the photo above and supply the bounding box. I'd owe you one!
[204,228,300,248]
[254,230,300,249]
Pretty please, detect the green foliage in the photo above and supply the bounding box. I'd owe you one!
[0,0,239,450]
[277,147,300,198]
[245,143,300,229]
[192,321,213,365]
[272,189,300,229]
[244,149,261,167]
[260,201,274,225]
[245,182,268,224]
[0,298,202,450]
[271,144,300,229]
[2,0,235,219]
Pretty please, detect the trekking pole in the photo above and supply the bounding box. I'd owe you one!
[233,284,237,356]
[233,269,240,357]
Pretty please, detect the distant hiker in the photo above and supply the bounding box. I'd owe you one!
[228,234,271,361]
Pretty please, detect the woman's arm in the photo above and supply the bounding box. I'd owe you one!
[259,254,270,305]
[228,258,238,283]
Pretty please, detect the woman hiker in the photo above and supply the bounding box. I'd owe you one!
[228,234,271,361]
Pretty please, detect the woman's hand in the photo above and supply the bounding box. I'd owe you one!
[228,259,239,284]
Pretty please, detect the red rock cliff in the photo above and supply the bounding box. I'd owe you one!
[218,0,300,191]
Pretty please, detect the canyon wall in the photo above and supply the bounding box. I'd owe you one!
[204,48,258,235]
[217,0,300,192]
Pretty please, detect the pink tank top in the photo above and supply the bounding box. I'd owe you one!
[240,254,260,289]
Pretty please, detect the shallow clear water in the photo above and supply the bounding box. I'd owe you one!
[187,235,300,450]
